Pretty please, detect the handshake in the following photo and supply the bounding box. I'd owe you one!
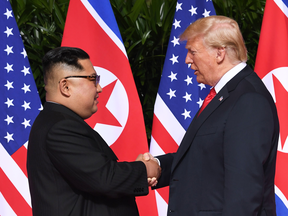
[136,153,161,187]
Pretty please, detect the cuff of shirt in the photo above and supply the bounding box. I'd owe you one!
[155,157,161,166]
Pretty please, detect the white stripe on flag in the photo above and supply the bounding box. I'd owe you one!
[155,190,168,216]
[0,192,17,216]
[80,0,128,58]
[0,143,31,207]
[24,141,28,149]
[150,136,165,157]
[154,93,185,145]
[274,0,288,18]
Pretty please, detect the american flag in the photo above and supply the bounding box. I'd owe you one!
[254,0,288,215]
[0,1,42,215]
[149,0,216,215]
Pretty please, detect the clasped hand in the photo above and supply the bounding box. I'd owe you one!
[136,153,161,187]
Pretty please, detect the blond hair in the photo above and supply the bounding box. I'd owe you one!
[180,15,247,63]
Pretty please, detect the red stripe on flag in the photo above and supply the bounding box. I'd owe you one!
[156,187,170,204]
[151,115,178,205]
[0,168,32,216]
[152,114,179,154]
[11,145,28,177]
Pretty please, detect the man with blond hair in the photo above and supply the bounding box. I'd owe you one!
[145,15,279,216]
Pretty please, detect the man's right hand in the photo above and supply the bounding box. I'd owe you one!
[136,153,161,181]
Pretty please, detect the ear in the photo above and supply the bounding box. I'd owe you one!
[216,47,226,64]
[59,79,71,97]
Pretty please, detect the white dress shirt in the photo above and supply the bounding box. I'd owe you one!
[214,62,247,93]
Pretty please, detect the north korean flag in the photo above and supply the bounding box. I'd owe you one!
[254,0,288,215]
[61,0,158,215]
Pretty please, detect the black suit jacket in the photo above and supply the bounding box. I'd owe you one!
[156,66,279,216]
[27,102,148,216]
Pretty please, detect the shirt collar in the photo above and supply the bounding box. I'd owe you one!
[214,62,247,93]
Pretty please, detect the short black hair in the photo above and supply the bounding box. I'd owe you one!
[42,47,90,81]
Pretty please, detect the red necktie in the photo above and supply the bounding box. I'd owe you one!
[198,88,216,117]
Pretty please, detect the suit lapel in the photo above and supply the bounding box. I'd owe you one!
[171,65,253,173]
[171,88,229,173]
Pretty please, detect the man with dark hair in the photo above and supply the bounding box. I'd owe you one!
[27,47,160,216]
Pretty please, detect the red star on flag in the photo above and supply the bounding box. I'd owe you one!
[85,80,121,128]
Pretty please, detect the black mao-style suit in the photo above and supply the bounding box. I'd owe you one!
[155,65,279,216]
[27,102,148,216]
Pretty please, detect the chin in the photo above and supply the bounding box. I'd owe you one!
[92,107,98,114]
[196,77,202,84]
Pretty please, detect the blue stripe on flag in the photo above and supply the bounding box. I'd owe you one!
[87,0,123,43]
[275,194,288,216]
[282,0,288,7]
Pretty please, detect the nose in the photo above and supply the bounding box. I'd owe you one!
[185,52,193,65]
[97,84,102,93]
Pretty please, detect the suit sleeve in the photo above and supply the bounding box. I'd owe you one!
[45,119,148,198]
[153,153,175,188]
[222,92,277,215]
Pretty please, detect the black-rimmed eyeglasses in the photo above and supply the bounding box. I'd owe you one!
[63,75,100,86]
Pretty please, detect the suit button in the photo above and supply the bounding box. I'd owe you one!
[169,209,174,213]
[172,179,179,181]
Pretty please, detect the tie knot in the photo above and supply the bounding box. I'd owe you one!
[197,87,216,117]
[206,88,216,99]
[209,88,216,97]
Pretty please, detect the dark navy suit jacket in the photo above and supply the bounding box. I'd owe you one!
[156,65,279,216]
